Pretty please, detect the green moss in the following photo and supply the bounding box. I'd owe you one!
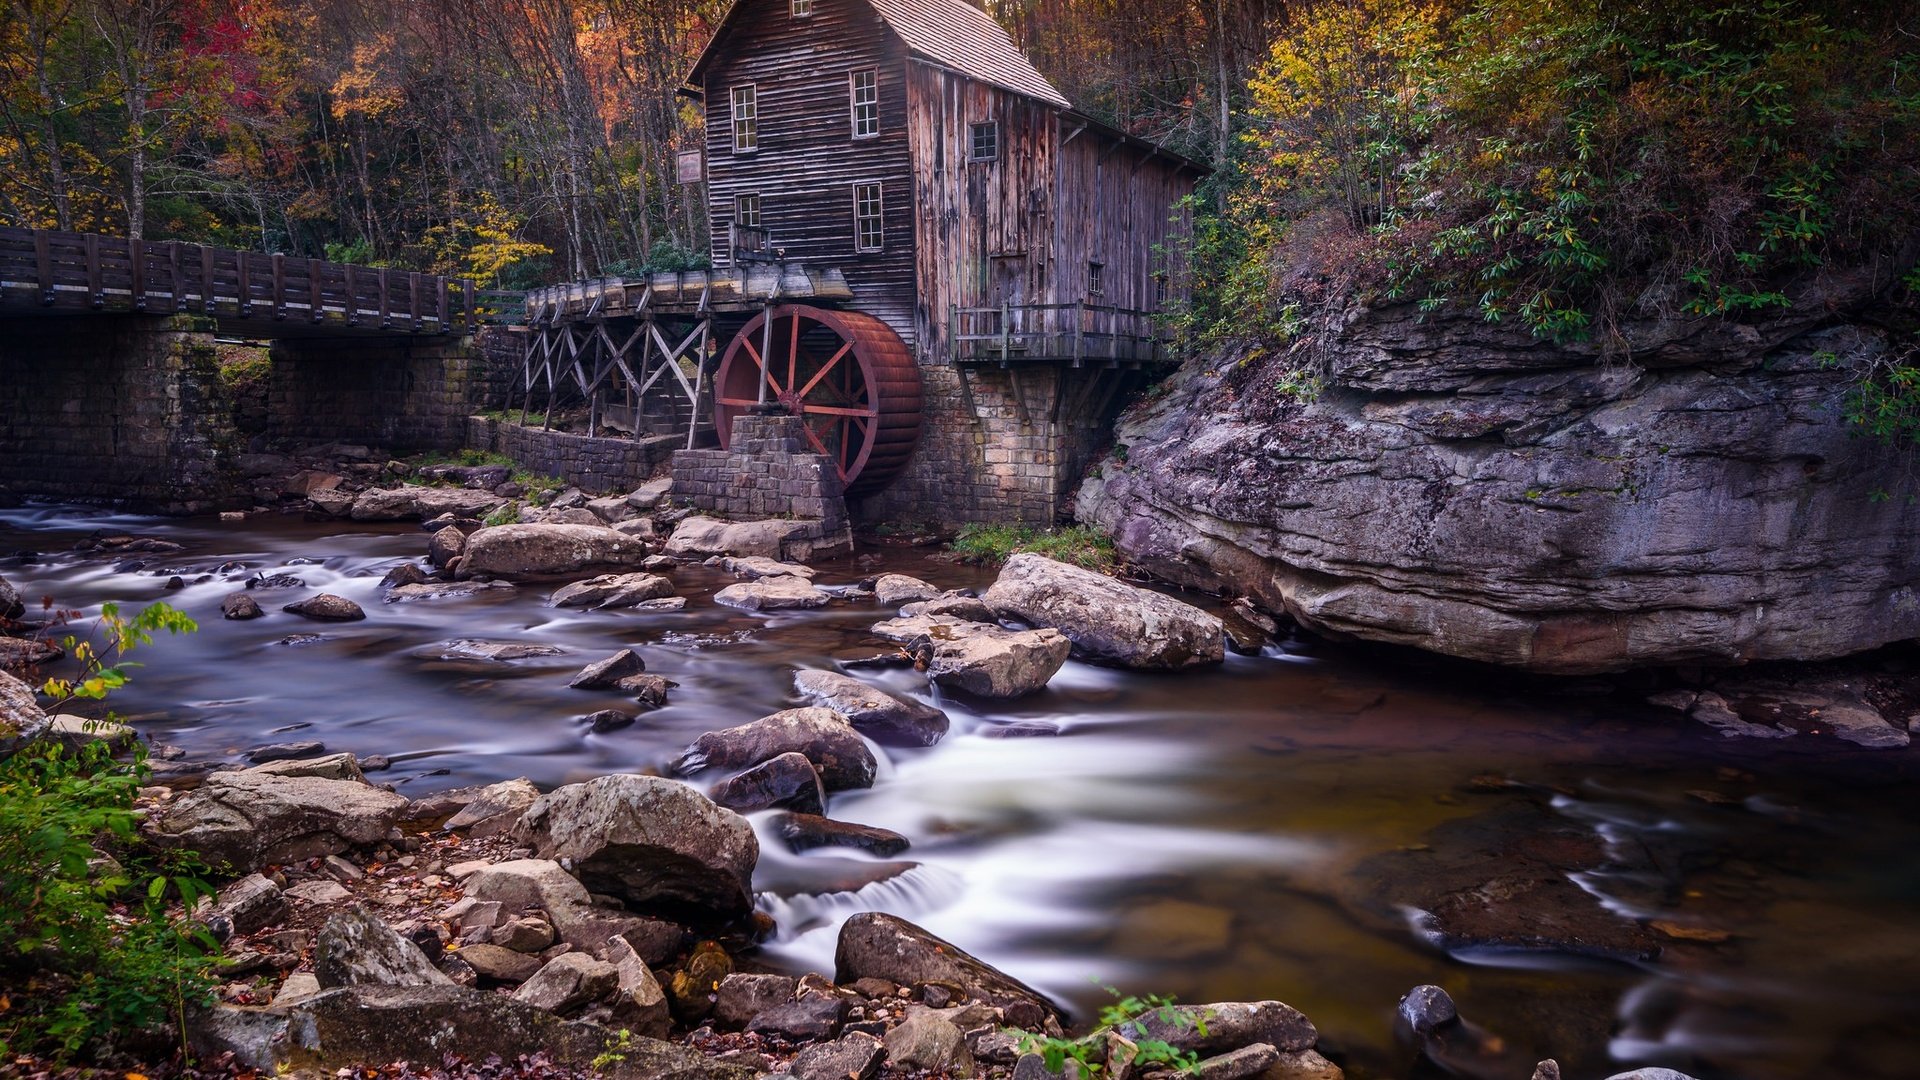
[950,523,1118,572]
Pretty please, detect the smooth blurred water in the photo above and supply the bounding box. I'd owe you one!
[4,504,1919,1080]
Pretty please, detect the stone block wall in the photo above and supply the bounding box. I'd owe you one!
[267,336,480,452]
[672,414,850,530]
[472,326,524,411]
[864,363,1134,527]
[468,416,677,495]
[0,315,237,511]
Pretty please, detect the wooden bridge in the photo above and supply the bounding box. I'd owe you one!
[0,226,519,337]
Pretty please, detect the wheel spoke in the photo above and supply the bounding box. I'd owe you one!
[797,342,854,400]
[718,396,758,408]
[801,403,879,418]
[788,311,801,394]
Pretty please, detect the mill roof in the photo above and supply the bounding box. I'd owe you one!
[687,0,1072,110]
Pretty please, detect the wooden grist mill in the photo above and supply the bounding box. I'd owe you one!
[520,0,1203,519]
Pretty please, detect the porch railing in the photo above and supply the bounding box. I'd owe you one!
[949,302,1167,366]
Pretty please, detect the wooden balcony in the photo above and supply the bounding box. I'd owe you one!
[949,302,1168,367]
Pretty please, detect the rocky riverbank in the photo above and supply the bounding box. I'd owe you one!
[1077,276,1920,677]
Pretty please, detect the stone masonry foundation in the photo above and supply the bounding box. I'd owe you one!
[672,413,851,543]
[467,416,679,495]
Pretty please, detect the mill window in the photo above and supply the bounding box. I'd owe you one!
[1088,261,1105,296]
[730,84,758,153]
[735,193,761,228]
[850,70,879,139]
[791,0,812,16]
[853,182,884,252]
[970,121,999,162]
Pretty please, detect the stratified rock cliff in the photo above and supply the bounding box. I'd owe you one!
[1077,271,1920,673]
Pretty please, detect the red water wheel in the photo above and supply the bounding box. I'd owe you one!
[715,305,922,497]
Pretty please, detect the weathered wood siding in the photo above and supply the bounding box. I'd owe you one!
[699,0,918,344]
[1049,131,1195,320]
[906,63,1058,361]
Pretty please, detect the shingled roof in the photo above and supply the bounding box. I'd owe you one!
[864,0,1072,108]
[687,0,1072,111]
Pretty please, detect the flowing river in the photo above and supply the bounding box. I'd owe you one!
[4,504,1919,1080]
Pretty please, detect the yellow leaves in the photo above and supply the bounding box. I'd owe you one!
[329,41,404,122]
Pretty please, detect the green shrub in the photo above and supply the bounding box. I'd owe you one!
[950,524,1118,573]
[1011,990,1208,1076]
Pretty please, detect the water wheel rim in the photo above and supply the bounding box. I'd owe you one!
[715,305,919,496]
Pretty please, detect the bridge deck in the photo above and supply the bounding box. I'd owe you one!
[0,227,517,338]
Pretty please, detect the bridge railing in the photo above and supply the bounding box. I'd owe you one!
[0,227,514,334]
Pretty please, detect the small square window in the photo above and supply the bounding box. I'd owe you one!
[850,70,879,139]
[791,0,812,15]
[735,193,761,228]
[1088,261,1105,296]
[969,121,999,162]
[853,182,884,252]
[730,84,758,153]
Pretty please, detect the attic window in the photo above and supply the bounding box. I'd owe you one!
[970,122,999,162]
[730,84,758,153]
[791,0,812,15]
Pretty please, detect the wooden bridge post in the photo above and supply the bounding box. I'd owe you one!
[200,247,216,316]
[463,280,476,333]
[378,269,392,329]
[168,244,184,312]
[236,251,253,319]
[408,272,422,332]
[129,239,147,311]
[33,230,53,306]
[310,260,325,323]
[271,253,287,320]
[84,233,103,309]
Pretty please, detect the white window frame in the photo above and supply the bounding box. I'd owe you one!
[969,121,999,162]
[852,181,885,253]
[730,84,758,154]
[849,69,879,139]
[735,193,761,228]
[791,0,812,15]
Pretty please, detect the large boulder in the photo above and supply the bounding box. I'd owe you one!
[665,516,817,561]
[983,553,1224,670]
[793,669,949,747]
[708,752,828,815]
[0,573,24,620]
[283,594,366,622]
[463,524,653,579]
[314,904,452,989]
[1078,303,1920,674]
[871,615,1070,698]
[0,669,49,755]
[189,984,755,1080]
[351,485,505,522]
[462,859,683,961]
[147,770,409,871]
[834,912,1058,1025]
[714,575,831,612]
[513,775,759,920]
[514,953,620,1014]
[552,573,676,610]
[674,708,877,791]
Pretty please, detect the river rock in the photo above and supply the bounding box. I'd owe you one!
[715,973,798,1030]
[709,752,828,815]
[0,670,48,754]
[794,1032,885,1080]
[627,478,674,511]
[619,674,675,709]
[247,740,326,764]
[385,580,516,603]
[515,953,619,1014]
[443,777,541,836]
[462,524,652,579]
[749,994,847,1041]
[460,943,543,983]
[1672,679,1911,748]
[874,574,941,607]
[222,593,265,620]
[605,933,673,1037]
[209,873,291,935]
[1397,985,1459,1033]
[665,516,824,561]
[983,554,1224,670]
[835,913,1057,1025]
[43,714,134,750]
[314,904,452,989]
[571,648,646,689]
[794,669,949,747]
[1266,1049,1344,1080]
[715,574,831,612]
[1119,1001,1318,1055]
[552,573,676,609]
[726,556,817,580]
[352,485,504,522]
[675,707,877,791]
[428,526,467,569]
[770,812,911,857]
[0,636,62,672]
[513,775,759,919]
[419,639,567,664]
[283,594,366,622]
[190,984,754,1079]
[871,615,1071,698]
[460,859,679,960]
[0,574,23,620]
[900,593,997,622]
[885,1010,974,1074]
[1190,1044,1281,1080]
[147,771,410,871]
[247,752,365,782]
